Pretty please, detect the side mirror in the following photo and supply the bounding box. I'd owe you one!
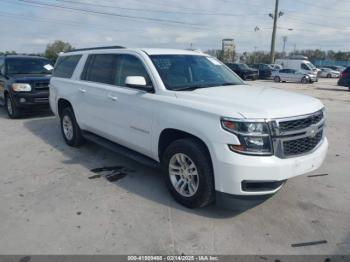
[125,76,153,92]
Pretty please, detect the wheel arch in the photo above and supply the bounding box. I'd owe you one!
[57,98,73,119]
[158,128,213,166]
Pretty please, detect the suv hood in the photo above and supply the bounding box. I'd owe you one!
[243,68,258,73]
[10,74,51,83]
[176,85,323,119]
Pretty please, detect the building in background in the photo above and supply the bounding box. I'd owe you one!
[221,38,236,63]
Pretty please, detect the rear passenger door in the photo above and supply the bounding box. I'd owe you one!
[279,69,288,81]
[78,54,124,139]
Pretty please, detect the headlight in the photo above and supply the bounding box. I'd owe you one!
[221,118,273,155]
[12,83,32,92]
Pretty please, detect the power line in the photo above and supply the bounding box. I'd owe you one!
[55,0,267,17]
[0,10,144,33]
[13,0,201,26]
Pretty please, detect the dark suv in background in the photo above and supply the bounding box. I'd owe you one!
[338,66,350,91]
[250,63,274,79]
[0,55,53,118]
[225,63,258,80]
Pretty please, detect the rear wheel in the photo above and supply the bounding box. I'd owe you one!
[274,76,281,82]
[162,138,215,208]
[60,107,85,147]
[5,94,21,119]
[327,74,332,78]
[301,77,308,84]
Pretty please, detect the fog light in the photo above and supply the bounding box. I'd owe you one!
[20,98,26,103]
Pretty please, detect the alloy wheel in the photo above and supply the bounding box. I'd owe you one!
[169,153,199,197]
[62,115,74,140]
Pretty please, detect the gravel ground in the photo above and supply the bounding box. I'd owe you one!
[0,78,349,255]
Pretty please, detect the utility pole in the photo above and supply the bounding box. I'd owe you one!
[269,0,283,63]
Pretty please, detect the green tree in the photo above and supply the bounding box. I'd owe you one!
[44,40,74,62]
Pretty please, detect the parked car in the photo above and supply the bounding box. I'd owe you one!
[50,46,328,208]
[318,68,340,78]
[269,64,283,70]
[250,64,274,79]
[225,63,258,80]
[338,66,350,90]
[0,55,53,118]
[275,58,319,76]
[324,65,346,73]
[272,69,317,83]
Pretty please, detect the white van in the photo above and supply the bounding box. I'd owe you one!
[275,58,319,76]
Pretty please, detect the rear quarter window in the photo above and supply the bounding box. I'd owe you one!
[53,55,82,78]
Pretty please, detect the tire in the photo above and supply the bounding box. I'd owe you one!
[5,94,21,119]
[274,76,280,82]
[161,138,215,208]
[60,107,85,147]
[301,77,308,84]
[327,74,332,78]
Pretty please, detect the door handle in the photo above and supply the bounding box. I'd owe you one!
[108,94,118,101]
[79,88,86,93]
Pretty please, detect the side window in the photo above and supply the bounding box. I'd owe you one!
[280,69,287,73]
[81,54,118,85]
[53,55,82,78]
[301,63,309,70]
[116,55,151,87]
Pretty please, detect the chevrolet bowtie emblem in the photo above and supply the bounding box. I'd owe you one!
[308,125,318,137]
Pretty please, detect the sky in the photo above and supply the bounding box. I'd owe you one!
[0,0,349,54]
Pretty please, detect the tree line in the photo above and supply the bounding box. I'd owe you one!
[0,40,74,62]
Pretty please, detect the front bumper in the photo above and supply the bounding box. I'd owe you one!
[245,73,259,80]
[212,137,328,196]
[12,91,49,108]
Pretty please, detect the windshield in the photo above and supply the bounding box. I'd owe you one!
[150,55,244,91]
[238,64,250,70]
[305,62,316,70]
[6,58,53,75]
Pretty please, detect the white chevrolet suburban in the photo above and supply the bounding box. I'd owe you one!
[49,46,328,208]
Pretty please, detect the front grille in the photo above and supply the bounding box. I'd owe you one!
[279,110,323,132]
[283,130,323,156]
[33,81,49,90]
[273,110,325,158]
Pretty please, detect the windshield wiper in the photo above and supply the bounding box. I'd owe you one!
[220,82,239,86]
[174,85,210,91]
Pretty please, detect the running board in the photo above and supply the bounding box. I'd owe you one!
[82,131,160,169]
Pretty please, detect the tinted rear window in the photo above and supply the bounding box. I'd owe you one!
[53,55,81,78]
[81,54,118,85]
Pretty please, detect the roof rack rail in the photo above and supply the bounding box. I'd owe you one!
[65,46,125,53]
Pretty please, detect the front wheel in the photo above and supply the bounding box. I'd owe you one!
[301,77,308,84]
[60,107,85,147]
[274,76,281,82]
[162,138,215,208]
[5,94,21,119]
